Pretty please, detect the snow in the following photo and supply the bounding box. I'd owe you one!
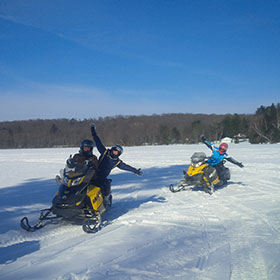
[0,143,280,280]
[221,137,233,143]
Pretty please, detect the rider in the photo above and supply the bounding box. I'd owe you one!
[200,135,244,182]
[72,139,99,167]
[90,124,143,206]
[56,139,99,185]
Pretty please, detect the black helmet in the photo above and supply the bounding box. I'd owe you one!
[110,144,123,159]
[79,139,94,157]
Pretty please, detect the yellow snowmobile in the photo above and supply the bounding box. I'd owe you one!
[169,152,224,194]
[20,160,106,233]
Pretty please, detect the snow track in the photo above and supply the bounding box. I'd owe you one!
[0,144,280,279]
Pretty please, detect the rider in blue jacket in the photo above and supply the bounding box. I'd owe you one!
[91,124,142,206]
[201,135,244,182]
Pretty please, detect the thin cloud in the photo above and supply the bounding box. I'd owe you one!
[0,12,207,76]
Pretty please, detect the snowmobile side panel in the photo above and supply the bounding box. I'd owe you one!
[186,164,205,176]
[87,185,105,214]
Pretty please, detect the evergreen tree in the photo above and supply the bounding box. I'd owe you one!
[157,125,170,145]
[171,127,181,143]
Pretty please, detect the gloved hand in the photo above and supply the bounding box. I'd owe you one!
[90,123,96,136]
[66,155,74,168]
[237,162,244,168]
[200,135,206,142]
[135,168,143,176]
[85,159,93,167]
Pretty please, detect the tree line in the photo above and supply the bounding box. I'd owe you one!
[0,103,279,149]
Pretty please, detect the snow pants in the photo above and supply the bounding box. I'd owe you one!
[93,177,112,197]
[215,163,230,182]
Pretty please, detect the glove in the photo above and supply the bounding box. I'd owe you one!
[90,123,96,136]
[66,155,74,168]
[237,162,244,168]
[200,135,206,142]
[135,168,143,176]
[85,159,93,167]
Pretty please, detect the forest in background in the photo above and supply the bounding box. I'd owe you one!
[0,103,279,149]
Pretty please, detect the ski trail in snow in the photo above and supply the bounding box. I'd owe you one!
[112,189,233,279]
[1,144,280,280]
[0,209,128,249]
[207,185,278,280]
[163,181,279,280]
[0,219,127,279]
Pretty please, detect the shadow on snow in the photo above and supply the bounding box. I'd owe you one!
[0,241,40,265]
[0,164,240,263]
[0,164,242,233]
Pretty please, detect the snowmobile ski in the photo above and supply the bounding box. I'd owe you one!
[20,208,59,232]
[169,183,214,195]
[82,212,102,233]
[20,217,44,232]
[169,183,193,193]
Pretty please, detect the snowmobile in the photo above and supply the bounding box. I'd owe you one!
[169,152,229,195]
[20,159,106,233]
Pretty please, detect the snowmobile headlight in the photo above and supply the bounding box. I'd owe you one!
[71,176,85,186]
[191,162,202,168]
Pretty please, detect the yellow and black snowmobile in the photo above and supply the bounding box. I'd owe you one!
[169,152,225,195]
[20,159,106,233]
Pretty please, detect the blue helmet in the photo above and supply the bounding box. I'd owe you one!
[79,139,94,157]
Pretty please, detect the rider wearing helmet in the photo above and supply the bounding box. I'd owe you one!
[218,142,228,155]
[200,135,244,182]
[110,144,123,159]
[70,139,98,167]
[90,124,142,206]
[79,139,94,157]
[56,139,98,185]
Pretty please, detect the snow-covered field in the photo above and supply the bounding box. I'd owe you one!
[0,143,280,280]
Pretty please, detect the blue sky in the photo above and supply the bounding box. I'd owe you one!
[0,0,279,121]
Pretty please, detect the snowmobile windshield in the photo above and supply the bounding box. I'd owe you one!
[64,162,89,179]
[191,152,206,167]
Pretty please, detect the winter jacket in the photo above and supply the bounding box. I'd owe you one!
[92,133,138,180]
[72,153,99,169]
[64,152,99,182]
[202,139,241,167]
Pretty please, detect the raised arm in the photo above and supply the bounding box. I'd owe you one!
[91,124,106,154]
[200,135,214,151]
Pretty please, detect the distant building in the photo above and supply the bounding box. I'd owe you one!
[232,133,248,143]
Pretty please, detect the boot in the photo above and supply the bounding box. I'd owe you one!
[204,184,214,195]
